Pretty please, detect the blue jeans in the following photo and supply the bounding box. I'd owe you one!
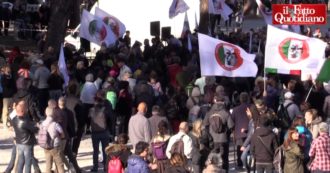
[241,145,250,168]
[91,131,110,169]
[16,144,34,173]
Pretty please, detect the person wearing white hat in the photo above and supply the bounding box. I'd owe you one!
[33,58,51,114]
[281,91,302,122]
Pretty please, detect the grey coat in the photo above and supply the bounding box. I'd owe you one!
[203,103,234,143]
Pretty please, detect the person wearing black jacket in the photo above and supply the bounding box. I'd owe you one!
[12,77,42,122]
[11,99,39,173]
[58,96,81,173]
[1,65,16,127]
[250,115,279,173]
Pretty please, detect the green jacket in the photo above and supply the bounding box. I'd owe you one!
[284,142,304,173]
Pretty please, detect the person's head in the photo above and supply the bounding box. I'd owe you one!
[14,99,26,117]
[117,133,129,144]
[213,95,225,105]
[152,105,160,116]
[45,107,54,118]
[157,120,169,136]
[137,102,147,113]
[305,109,318,124]
[94,90,106,104]
[284,91,294,100]
[169,153,186,167]
[239,92,249,104]
[284,128,299,148]
[179,121,189,134]
[134,141,149,157]
[192,119,203,137]
[257,115,270,127]
[48,99,57,109]
[319,122,329,134]
[85,73,94,82]
[254,99,265,110]
[287,80,297,91]
[58,96,66,109]
[291,117,305,128]
[50,63,59,74]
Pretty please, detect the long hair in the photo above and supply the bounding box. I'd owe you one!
[283,128,298,149]
[170,153,186,167]
[192,119,202,138]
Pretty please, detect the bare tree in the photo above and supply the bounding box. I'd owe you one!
[44,0,76,54]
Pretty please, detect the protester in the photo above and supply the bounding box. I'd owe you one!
[308,122,330,173]
[11,99,39,173]
[128,102,152,149]
[203,95,234,172]
[231,92,251,170]
[250,116,279,173]
[89,90,112,172]
[41,107,66,173]
[148,105,169,138]
[127,141,154,173]
[283,128,305,173]
[305,109,322,139]
[105,133,132,172]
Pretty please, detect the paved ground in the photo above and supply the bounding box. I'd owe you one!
[0,123,246,173]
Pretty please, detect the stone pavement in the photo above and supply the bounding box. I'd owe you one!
[0,123,246,173]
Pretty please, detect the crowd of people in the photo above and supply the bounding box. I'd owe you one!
[1,2,330,173]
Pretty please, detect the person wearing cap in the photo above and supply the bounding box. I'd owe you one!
[33,58,51,114]
[128,102,152,149]
[282,91,302,122]
[308,122,330,172]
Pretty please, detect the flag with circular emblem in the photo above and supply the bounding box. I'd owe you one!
[198,33,258,77]
[265,25,327,75]
[95,7,126,39]
[80,9,116,46]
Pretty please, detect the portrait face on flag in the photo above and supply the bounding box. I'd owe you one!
[88,20,108,42]
[278,37,309,64]
[288,40,303,61]
[215,43,243,71]
[103,16,120,38]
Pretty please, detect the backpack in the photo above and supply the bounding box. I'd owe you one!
[38,123,54,149]
[209,113,226,134]
[108,156,124,173]
[273,145,285,173]
[90,106,107,132]
[151,141,168,160]
[276,103,293,129]
[170,135,185,157]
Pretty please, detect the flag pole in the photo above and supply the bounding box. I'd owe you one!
[249,31,253,53]
[304,84,314,103]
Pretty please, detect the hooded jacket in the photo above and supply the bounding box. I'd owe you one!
[127,155,150,173]
[251,126,279,164]
[203,103,234,143]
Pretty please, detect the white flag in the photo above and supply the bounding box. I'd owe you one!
[265,25,327,74]
[94,7,126,39]
[208,0,233,21]
[79,9,116,46]
[169,0,189,19]
[58,44,70,87]
[256,0,300,33]
[198,33,258,77]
